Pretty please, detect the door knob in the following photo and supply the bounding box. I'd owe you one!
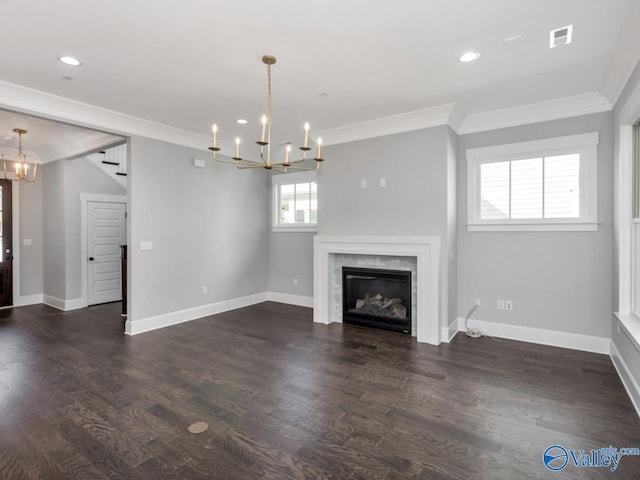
[89,257,95,261]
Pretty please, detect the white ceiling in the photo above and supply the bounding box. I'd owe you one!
[0,110,123,163]
[0,0,638,148]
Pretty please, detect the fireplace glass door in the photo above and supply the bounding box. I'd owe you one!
[342,267,411,334]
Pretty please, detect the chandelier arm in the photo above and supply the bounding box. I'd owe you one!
[260,148,270,167]
[212,153,263,166]
[236,164,269,169]
[270,158,310,167]
[277,165,316,172]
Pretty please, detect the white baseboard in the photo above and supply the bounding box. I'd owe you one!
[610,341,640,418]
[43,295,84,312]
[125,292,270,335]
[14,294,44,307]
[441,318,459,343]
[267,292,314,308]
[457,317,610,354]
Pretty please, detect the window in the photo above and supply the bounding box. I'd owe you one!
[272,171,317,232]
[466,132,599,231]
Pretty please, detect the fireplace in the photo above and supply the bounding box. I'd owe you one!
[313,235,441,345]
[342,266,411,334]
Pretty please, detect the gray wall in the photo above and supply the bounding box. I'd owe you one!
[41,157,126,301]
[457,112,614,337]
[64,158,126,300]
[128,136,269,322]
[18,180,43,296]
[42,161,66,299]
[319,127,449,237]
[317,126,457,328]
[268,232,314,298]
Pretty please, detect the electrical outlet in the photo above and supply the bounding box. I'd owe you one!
[293,278,298,286]
[360,179,367,188]
[474,298,481,306]
[201,286,208,295]
[497,299,505,310]
[505,300,513,311]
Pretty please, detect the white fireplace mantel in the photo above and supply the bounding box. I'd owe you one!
[313,235,441,345]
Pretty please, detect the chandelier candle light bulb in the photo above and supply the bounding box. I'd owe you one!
[261,115,267,143]
[234,138,241,160]
[285,145,291,164]
[303,122,309,149]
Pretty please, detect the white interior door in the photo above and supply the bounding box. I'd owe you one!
[88,201,126,305]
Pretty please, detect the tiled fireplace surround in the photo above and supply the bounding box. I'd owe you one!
[313,236,441,345]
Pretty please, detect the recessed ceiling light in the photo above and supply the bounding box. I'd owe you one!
[237,119,248,124]
[459,51,480,63]
[58,56,81,66]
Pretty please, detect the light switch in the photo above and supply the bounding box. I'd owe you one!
[379,177,386,187]
[193,158,206,169]
[140,241,153,250]
[23,239,32,246]
[360,179,367,188]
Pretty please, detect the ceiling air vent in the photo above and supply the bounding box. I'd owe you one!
[550,24,573,48]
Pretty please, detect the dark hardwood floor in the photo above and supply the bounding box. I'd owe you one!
[0,301,638,479]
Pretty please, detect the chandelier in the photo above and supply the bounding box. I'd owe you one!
[1,128,37,183]
[209,55,323,173]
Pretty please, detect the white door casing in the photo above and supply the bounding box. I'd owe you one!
[87,201,126,305]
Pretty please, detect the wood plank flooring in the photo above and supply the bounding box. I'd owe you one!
[0,301,638,479]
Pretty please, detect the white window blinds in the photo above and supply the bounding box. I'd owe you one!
[479,154,580,220]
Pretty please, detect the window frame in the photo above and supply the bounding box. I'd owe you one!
[271,170,318,232]
[466,132,599,232]
[631,124,640,319]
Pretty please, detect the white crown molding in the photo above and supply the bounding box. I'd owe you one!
[308,92,614,145]
[0,79,239,157]
[458,92,613,135]
[0,78,619,152]
[314,103,456,146]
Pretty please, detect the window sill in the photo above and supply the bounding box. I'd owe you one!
[614,313,640,352]
[272,225,318,233]
[467,222,599,232]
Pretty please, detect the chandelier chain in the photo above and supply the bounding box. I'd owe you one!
[267,63,273,125]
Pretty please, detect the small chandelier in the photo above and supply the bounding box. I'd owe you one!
[2,128,37,183]
[209,55,323,173]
